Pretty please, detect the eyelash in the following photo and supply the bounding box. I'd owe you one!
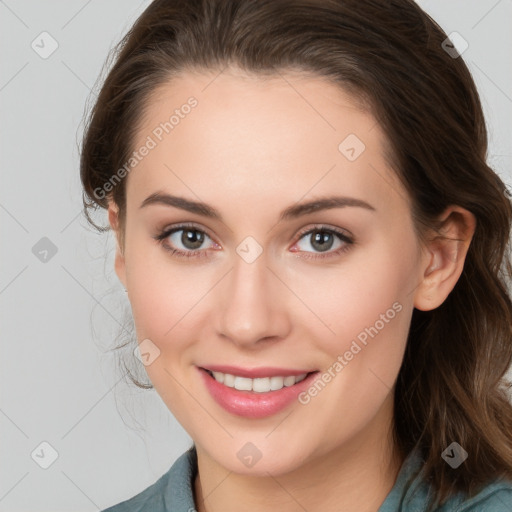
[153,222,354,261]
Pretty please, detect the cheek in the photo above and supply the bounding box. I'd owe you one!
[288,254,414,444]
[314,244,415,410]
[289,240,415,354]
[124,257,211,419]
[124,240,217,358]
[286,240,416,429]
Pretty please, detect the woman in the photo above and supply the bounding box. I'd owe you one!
[80,0,512,510]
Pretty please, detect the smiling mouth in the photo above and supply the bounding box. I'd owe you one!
[202,368,317,393]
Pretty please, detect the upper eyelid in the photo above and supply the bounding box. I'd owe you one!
[160,222,214,238]
[295,224,353,240]
[157,222,219,248]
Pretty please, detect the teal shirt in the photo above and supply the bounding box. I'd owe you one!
[102,446,512,511]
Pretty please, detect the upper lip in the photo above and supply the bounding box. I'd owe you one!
[199,365,317,378]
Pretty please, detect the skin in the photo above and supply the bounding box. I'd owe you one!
[108,68,476,512]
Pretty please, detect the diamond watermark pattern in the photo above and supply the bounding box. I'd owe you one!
[31,441,59,469]
[32,237,58,263]
[134,338,161,366]
[31,31,59,59]
[441,32,469,59]
[338,134,366,161]
[236,236,263,264]
[237,442,263,468]
[441,442,468,469]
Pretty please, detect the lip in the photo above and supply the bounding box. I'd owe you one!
[197,366,320,419]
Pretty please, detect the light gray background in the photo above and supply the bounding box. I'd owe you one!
[1,1,511,511]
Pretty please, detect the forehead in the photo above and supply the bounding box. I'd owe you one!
[136,68,377,152]
[127,69,406,217]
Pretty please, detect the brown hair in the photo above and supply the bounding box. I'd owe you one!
[80,0,512,508]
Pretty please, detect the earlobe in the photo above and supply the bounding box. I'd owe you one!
[107,202,127,289]
[414,206,476,312]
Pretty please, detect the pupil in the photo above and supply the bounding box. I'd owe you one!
[311,230,333,252]
[182,229,204,250]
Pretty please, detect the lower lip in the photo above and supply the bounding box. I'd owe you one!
[198,367,319,419]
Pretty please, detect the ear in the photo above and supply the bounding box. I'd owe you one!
[108,201,127,289]
[414,205,476,311]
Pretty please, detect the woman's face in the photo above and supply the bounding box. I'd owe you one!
[113,69,428,475]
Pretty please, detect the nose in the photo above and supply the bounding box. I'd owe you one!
[215,251,291,348]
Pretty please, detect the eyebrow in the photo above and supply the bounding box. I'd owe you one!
[140,191,376,221]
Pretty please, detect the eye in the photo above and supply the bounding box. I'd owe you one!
[291,225,354,259]
[154,223,219,259]
[154,223,354,260]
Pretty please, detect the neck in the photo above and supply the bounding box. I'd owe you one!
[193,402,404,512]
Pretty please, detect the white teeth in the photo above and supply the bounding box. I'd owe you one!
[284,376,296,387]
[223,373,235,387]
[270,376,284,390]
[212,371,224,383]
[208,371,308,392]
[253,377,270,393]
[234,376,253,391]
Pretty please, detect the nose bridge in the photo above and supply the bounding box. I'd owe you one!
[215,247,289,346]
